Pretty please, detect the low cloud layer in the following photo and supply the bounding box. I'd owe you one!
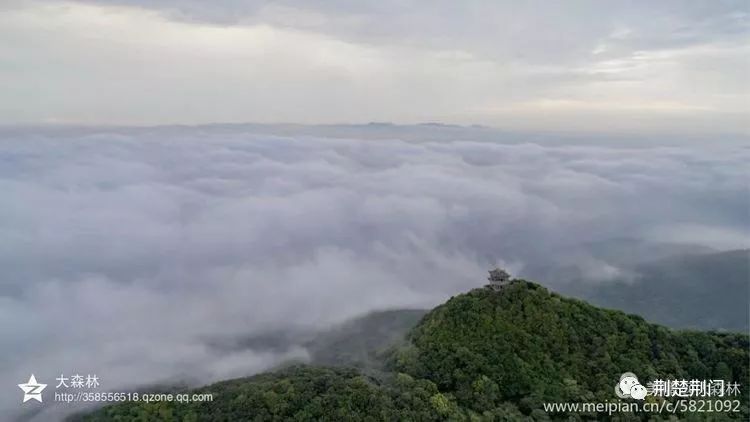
[1,125,748,420]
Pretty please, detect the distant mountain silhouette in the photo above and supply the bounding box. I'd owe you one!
[576,249,749,331]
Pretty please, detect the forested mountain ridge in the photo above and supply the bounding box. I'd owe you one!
[579,249,750,331]
[390,280,748,419]
[75,279,749,421]
[527,248,749,332]
[305,309,427,369]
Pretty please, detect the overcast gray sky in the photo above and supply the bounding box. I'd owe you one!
[0,0,748,133]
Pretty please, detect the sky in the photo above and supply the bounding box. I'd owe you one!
[0,0,748,133]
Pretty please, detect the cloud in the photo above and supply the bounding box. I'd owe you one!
[645,223,750,251]
[1,124,747,420]
[0,1,747,132]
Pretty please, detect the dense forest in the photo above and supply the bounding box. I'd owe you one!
[75,366,467,421]
[75,280,749,421]
[391,281,748,419]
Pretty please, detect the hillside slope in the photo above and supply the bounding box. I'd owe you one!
[391,280,749,419]
[76,280,749,421]
[580,249,750,331]
[306,309,427,368]
[75,366,471,421]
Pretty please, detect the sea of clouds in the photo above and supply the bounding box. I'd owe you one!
[1,125,748,420]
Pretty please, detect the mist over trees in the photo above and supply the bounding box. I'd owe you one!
[3,124,748,421]
[76,280,749,420]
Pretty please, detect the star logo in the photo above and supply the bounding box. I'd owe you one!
[18,374,47,403]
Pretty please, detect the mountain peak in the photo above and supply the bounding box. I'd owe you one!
[391,277,749,416]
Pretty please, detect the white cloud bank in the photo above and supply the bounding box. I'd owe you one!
[1,125,748,420]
